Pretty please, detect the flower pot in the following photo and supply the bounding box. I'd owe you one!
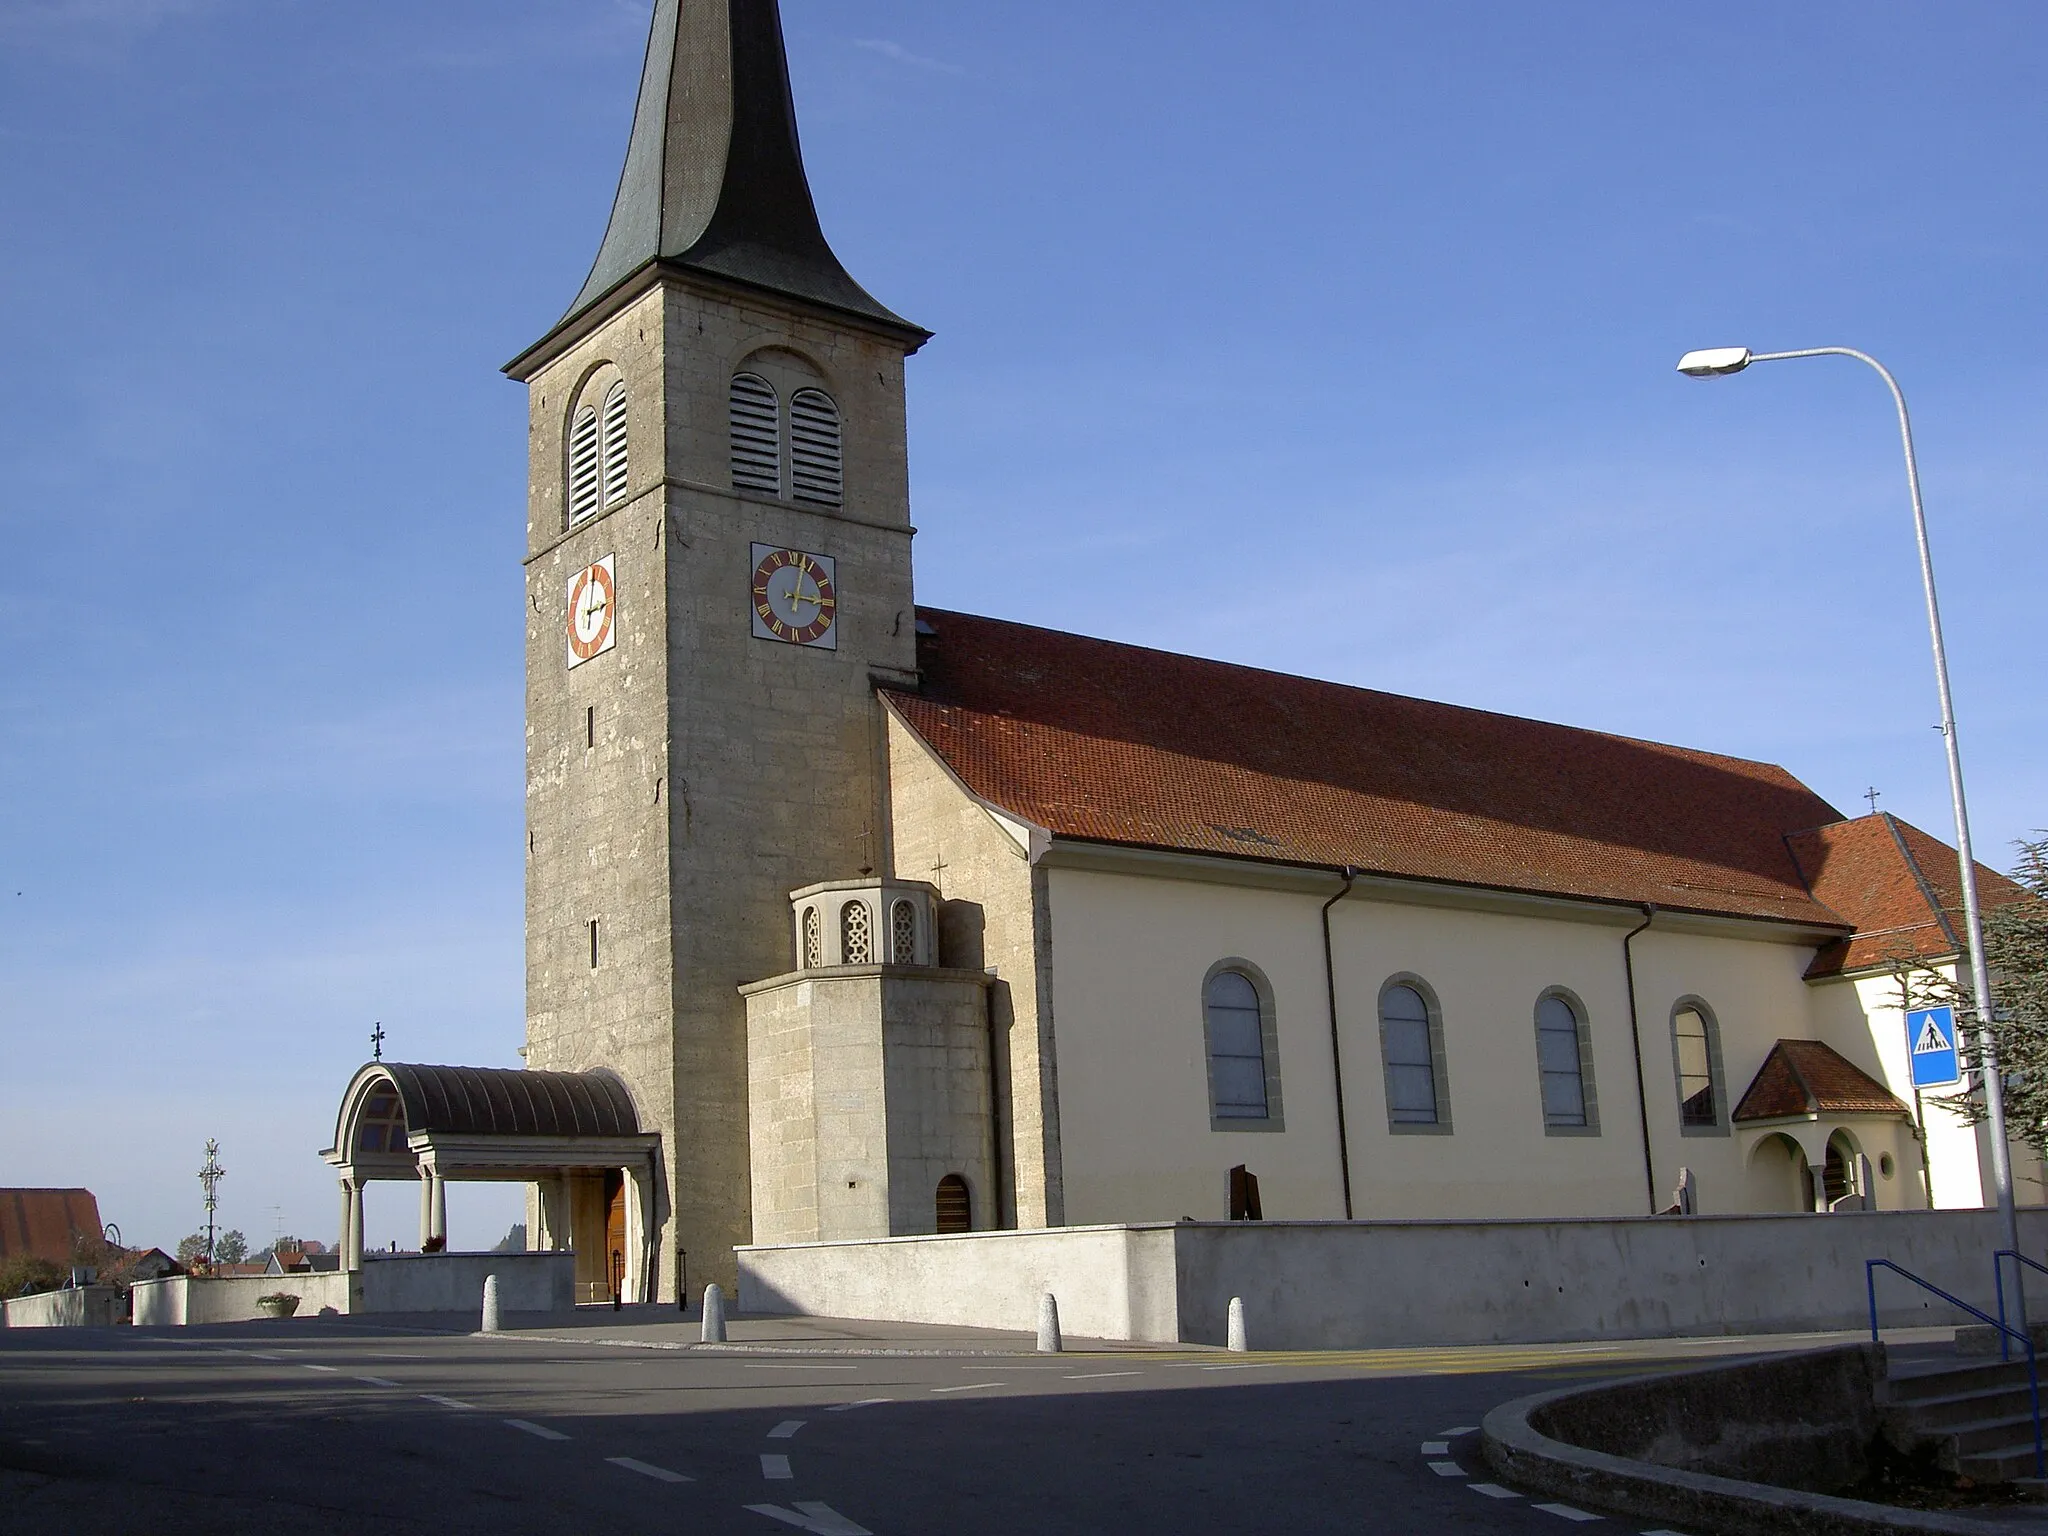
[256,1296,300,1320]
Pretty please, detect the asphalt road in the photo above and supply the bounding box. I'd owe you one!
[0,1319,1740,1534]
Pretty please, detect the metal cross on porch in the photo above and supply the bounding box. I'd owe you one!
[1865,787,1882,815]
[371,1023,385,1061]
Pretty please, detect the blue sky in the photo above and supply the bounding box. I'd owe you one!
[1,0,2041,1253]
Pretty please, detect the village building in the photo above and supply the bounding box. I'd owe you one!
[321,0,2033,1307]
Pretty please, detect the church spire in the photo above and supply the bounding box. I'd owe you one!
[556,0,922,342]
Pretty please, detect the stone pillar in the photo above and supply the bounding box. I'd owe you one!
[339,1178,355,1270]
[430,1170,448,1246]
[418,1168,434,1250]
[346,1180,366,1271]
[1809,1163,1830,1214]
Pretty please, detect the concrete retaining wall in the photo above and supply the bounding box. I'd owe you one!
[740,1208,2048,1348]
[133,1272,354,1327]
[359,1252,574,1316]
[1,1286,123,1329]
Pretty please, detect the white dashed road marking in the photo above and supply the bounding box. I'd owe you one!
[302,1365,340,1374]
[761,1453,793,1480]
[1428,1460,1466,1478]
[745,1364,859,1371]
[768,1420,806,1439]
[746,1503,874,1534]
[1438,1425,1478,1436]
[607,1456,692,1484]
[506,1419,569,1441]
[930,1382,1004,1394]
[354,1376,402,1388]
[827,1399,892,1413]
[1534,1504,1601,1522]
[422,1395,476,1411]
[1065,1371,1141,1380]
[1421,1440,1451,1456]
[1470,1483,1522,1500]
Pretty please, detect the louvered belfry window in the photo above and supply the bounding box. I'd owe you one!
[891,900,916,966]
[600,381,629,506]
[789,388,844,507]
[730,373,782,494]
[568,404,601,525]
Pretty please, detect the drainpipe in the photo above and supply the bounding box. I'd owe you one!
[1622,905,1659,1215]
[1322,868,1359,1219]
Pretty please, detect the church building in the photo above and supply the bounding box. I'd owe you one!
[324,0,2034,1306]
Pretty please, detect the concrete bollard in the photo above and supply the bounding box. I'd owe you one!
[701,1283,728,1344]
[481,1274,502,1335]
[1227,1296,1248,1353]
[1036,1292,1063,1354]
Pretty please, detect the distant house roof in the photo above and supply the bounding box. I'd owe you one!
[1789,812,2027,979]
[0,1189,102,1266]
[1733,1040,1910,1123]
[889,611,1853,928]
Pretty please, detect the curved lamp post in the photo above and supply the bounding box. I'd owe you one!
[1675,345,2016,1259]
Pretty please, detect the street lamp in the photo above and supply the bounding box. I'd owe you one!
[1675,345,2016,1260]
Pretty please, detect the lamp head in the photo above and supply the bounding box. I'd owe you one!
[1676,346,1753,378]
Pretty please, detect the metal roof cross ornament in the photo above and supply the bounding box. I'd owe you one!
[371,1023,385,1062]
[1865,787,1882,815]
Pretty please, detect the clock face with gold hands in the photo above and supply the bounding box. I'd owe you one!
[750,544,838,650]
[566,555,616,668]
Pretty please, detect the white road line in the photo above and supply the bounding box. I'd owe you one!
[354,1376,403,1388]
[607,1456,692,1484]
[745,1364,859,1370]
[1065,1371,1141,1380]
[1469,1483,1522,1500]
[930,1382,1004,1394]
[1200,1363,1274,1372]
[1534,1505,1601,1522]
[302,1364,341,1373]
[746,1503,874,1535]
[1421,1440,1451,1456]
[761,1453,793,1480]
[1438,1425,1479,1436]
[506,1419,570,1441]
[827,1399,892,1412]
[421,1395,476,1411]
[1428,1460,1467,1478]
[768,1420,806,1439]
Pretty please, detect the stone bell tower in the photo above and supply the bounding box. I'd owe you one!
[504,0,929,1300]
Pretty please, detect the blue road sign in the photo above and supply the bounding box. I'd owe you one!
[1907,1005,1962,1090]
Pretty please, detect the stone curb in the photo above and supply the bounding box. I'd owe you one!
[471,1331,1201,1359]
[1482,1376,2019,1536]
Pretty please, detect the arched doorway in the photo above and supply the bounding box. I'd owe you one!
[935,1174,972,1234]
[1744,1133,1807,1213]
[1824,1130,1862,1210]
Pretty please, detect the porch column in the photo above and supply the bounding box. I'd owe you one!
[418,1168,435,1250]
[624,1161,651,1303]
[346,1179,366,1271]
[1809,1162,1830,1213]
[338,1178,355,1271]
[430,1169,448,1246]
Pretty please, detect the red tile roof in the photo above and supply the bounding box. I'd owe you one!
[1733,1040,1909,1122]
[1789,813,2028,979]
[890,611,1854,927]
[0,1189,103,1266]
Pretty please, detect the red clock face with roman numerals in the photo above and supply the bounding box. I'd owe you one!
[750,545,837,649]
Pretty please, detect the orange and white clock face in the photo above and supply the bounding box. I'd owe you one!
[750,544,837,650]
[566,555,616,668]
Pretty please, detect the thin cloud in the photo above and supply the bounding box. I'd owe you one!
[855,37,966,76]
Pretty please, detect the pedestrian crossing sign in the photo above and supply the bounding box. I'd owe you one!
[1906,1005,1961,1089]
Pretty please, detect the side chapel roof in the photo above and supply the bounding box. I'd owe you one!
[532,0,923,358]
[370,1064,642,1140]
[888,610,1856,928]
[1732,1040,1909,1122]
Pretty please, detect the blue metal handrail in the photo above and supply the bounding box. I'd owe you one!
[1867,1258,2044,1478]
[1994,1249,2048,1357]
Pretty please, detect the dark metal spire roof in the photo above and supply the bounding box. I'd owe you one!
[558,0,923,342]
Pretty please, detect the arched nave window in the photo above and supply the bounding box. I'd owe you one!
[1202,963,1282,1129]
[1380,978,1451,1133]
[1534,990,1599,1135]
[1671,999,1728,1133]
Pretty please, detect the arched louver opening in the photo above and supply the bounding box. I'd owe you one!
[600,381,629,506]
[568,404,601,525]
[730,373,782,494]
[890,900,916,966]
[789,389,843,507]
[802,907,821,969]
[841,901,873,966]
[935,1174,971,1235]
